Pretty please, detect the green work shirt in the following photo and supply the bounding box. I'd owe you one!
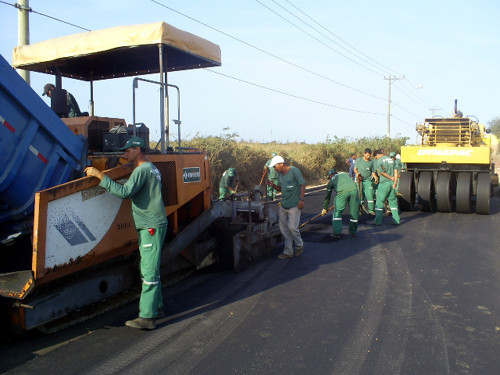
[373,157,381,176]
[219,170,236,191]
[67,92,83,118]
[394,158,405,172]
[323,172,357,210]
[265,158,279,180]
[99,162,168,229]
[278,166,305,209]
[355,158,374,179]
[377,156,397,184]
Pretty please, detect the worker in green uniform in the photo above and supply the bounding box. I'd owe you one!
[267,155,306,259]
[321,169,360,239]
[85,137,168,330]
[354,148,378,215]
[396,154,406,172]
[371,149,383,199]
[390,151,402,192]
[43,83,84,118]
[261,152,279,200]
[369,150,400,225]
[219,168,238,200]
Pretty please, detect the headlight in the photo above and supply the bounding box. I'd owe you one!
[471,122,479,132]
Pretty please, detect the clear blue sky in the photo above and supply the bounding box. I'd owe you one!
[1,0,499,144]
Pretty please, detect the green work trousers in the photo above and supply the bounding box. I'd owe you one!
[219,187,229,200]
[360,179,375,212]
[333,190,360,235]
[138,226,167,319]
[374,182,400,225]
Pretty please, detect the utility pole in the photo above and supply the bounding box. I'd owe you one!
[17,0,30,84]
[384,76,403,138]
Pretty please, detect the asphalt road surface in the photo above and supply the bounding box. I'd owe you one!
[1,190,499,375]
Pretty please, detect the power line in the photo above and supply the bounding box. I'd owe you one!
[265,0,443,113]
[0,0,90,31]
[205,68,385,115]
[391,114,417,129]
[30,7,91,31]
[150,0,386,101]
[392,83,430,109]
[400,78,441,109]
[255,0,383,76]
[282,0,404,78]
[3,1,387,116]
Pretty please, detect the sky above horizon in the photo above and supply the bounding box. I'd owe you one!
[1,0,499,144]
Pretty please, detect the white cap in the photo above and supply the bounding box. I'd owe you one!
[269,155,285,168]
[396,154,401,159]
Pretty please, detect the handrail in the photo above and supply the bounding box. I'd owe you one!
[132,77,181,154]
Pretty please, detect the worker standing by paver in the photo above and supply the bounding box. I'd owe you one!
[261,152,279,200]
[321,169,360,239]
[369,150,400,226]
[85,137,168,330]
[354,148,378,215]
[267,155,305,259]
[219,168,238,200]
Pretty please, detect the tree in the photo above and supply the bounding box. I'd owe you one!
[488,117,500,139]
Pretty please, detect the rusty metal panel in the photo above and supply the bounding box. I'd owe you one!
[0,270,34,299]
[33,164,138,284]
[155,160,178,206]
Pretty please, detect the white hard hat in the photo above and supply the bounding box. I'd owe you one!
[269,155,285,168]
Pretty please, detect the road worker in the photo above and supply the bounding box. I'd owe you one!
[261,152,279,200]
[390,151,403,192]
[346,153,357,180]
[42,83,85,118]
[321,168,360,239]
[219,168,238,200]
[368,150,400,225]
[267,155,305,259]
[354,148,378,215]
[85,137,167,330]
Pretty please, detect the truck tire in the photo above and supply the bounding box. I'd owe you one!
[436,172,453,212]
[456,172,472,213]
[398,171,415,211]
[417,171,435,212]
[475,173,491,215]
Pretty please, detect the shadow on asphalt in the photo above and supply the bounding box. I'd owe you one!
[2,192,498,373]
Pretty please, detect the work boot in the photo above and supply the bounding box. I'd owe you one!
[125,317,156,330]
[330,233,342,240]
[294,246,303,257]
[277,252,293,259]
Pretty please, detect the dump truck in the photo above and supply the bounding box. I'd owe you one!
[0,22,281,332]
[399,100,498,214]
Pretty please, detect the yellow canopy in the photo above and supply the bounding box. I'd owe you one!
[12,22,221,81]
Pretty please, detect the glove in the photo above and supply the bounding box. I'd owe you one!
[321,209,327,216]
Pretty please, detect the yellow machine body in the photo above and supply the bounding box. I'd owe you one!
[398,113,497,215]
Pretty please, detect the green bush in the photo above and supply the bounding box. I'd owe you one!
[182,135,409,194]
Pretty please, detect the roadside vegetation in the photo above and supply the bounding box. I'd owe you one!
[182,134,409,193]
